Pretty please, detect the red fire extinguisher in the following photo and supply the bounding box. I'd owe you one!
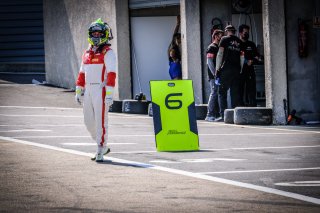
[298,19,308,58]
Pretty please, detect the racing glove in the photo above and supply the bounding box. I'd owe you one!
[105,86,114,106]
[75,86,84,104]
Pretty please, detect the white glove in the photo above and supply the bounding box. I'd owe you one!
[75,86,84,104]
[105,86,114,106]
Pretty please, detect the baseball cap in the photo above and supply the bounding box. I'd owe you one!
[225,25,236,32]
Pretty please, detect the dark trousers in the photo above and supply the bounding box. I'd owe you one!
[218,72,240,118]
[207,79,220,117]
[239,65,257,106]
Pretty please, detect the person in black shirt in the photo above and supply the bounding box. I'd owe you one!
[205,29,224,122]
[238,24,260,106]
[215,25,244,121]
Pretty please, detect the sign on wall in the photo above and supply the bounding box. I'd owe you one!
[150,80,199,152]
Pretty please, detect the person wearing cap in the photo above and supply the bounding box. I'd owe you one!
[75,18,116,162]
[215,25,244,122]
[205,29,224,122]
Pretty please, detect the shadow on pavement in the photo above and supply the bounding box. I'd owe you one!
[98,160,153,169]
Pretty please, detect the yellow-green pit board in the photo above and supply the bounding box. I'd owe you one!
[149,80,199,152]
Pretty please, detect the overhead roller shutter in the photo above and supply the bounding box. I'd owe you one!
[129,0,180,9]
[0,0,44,64]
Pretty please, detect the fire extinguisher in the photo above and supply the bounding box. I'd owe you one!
[298,19,308,58]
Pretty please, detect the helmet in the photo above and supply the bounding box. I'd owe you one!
[88,18,113,46]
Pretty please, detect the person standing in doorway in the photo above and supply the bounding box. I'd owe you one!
[215,25,244,122]
[238,24,260,107]
[168,15,182,80]
[205,29,224,122]
[75,18,116,162]
[168,48,182,80]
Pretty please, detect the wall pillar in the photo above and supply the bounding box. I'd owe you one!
[262,0,288,124]
[180,0,202,104]
[113,0,131,100]
[43,0,131,100]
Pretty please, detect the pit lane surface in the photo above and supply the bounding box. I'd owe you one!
[1,82,320,211]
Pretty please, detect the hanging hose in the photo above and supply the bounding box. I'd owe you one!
[131,40,142,94]
[131,41,146,100]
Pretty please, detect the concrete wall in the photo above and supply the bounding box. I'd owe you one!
[43,0,131,100]
[180,0,202,103]
[43,0,77,89]
[114,0,131,99]
[200,0,231,103]
[43,0,319,123]
[285,0,320,121]
[262,0,288,124]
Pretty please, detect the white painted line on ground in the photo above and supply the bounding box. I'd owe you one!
[1,105,319,133]
[275,181,320,187]
[0,106,148,121]
[0,124,84,127]
[2,130,317,137]
[0,114,82,118]
[109,113,150,118]
[111,124,153,127]
[111,134,153,137]
[12,133,320,140]
[110,115,152,119]
[0,124,151,128]
[0,106,82,110]
[275,157,300,160]
[150,160,181,164]
[61,142,136,146]
[13,135,154,139]
[73,145,320,154]
[0,129,52,133]
[199,122,320,134]
[150,158,246,164]
[0,136,93,157]
[14,136,91,139]
[112,150,156,154]
[198,122,320,129]
[202,145,320,151]
[199,132,311,136]
[7,134,320,152]
[1,135,320,205]
[198,167,320,175]
[181,158,246,163]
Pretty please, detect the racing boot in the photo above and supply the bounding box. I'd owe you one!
[91,146,110,162]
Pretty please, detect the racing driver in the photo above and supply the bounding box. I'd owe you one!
[75,18,116,162]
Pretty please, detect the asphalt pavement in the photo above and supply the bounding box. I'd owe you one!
[1,79,320,212]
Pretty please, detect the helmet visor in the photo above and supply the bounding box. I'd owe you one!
[91,31,104,38]
[89,24,106,38]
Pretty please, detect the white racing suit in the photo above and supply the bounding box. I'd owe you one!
[76,45,116,154]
